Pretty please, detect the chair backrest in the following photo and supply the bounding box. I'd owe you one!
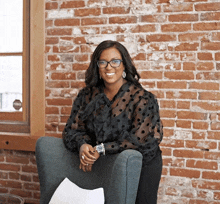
[35,136,142,204]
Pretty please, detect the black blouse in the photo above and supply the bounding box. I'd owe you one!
[62,81,163,165]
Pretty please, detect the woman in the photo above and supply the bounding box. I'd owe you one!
[62,40,163,204]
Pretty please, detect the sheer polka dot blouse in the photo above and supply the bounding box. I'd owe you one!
[63,81,163,164]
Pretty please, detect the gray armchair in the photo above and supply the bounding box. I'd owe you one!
[35,137,143,204]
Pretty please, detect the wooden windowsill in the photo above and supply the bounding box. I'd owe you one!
[0,132,40,152]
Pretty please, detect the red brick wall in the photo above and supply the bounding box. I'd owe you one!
[1,0,220,203]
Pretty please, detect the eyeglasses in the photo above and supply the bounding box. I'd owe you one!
[97,59,123,69]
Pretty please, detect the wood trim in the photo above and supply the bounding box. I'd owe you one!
[30,0,45,137]
[0,0,45,151]
[0,53,23,56]
[0,133,39,151]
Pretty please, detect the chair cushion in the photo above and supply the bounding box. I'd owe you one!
[49,178,104,204]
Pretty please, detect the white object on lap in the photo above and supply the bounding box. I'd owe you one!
[49,178,105,204]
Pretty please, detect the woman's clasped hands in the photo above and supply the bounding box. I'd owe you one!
[79,144,100,172]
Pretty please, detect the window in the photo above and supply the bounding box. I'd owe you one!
[0,0,45,151]
[0,0,29,133]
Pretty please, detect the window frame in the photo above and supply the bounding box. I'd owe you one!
[0,0,45,151]
[0,0,30,133]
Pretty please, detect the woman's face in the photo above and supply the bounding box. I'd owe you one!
[98,47,125,87]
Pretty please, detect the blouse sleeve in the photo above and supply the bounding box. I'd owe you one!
[62,89,92,152]
[103,91,163,157]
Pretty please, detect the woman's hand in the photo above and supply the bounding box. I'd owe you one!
[79,144,97,172]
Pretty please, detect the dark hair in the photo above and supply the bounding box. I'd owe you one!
[85,40,141,88]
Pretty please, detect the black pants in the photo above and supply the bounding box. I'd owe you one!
[135,151,163,204]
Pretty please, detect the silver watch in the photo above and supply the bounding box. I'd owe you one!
[95,143,105,155]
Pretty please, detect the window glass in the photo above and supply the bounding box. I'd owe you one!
[0,56,22,112]
[0,0,23,52]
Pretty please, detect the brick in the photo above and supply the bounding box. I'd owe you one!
[160,110,176,118]
[177,111,207,120]
[103,7,130,14]
[160,139,184,148]
[22,165,38,173]
[175,43,199,51]
[46,107,59,114]
[160,147,171,156]
[10,189,32,198]
[207,131,220,140]
[140,71,163,79]
[162,128,174,138]
[47,98,72,106]
[163,4,193,12]
[170,168,200,178]
[193,180,220,191]
[47,28,72,36]
[212,32,220,41]
[164,71,194,80]
[160,100,176,108]
[177,101,190,109]
[46,2,58,10]
[204,151,220,160]
[215,52,220,60]
[132,53,146,61]
[199,92,220,100]
[166,91,197,99]
[161,119,175,127]
[0,164,20,171]
[173,149,203,158]
[9,172,19,180]
[45,20,53,27]
[194,22,220,31]
[146,34,176,42]
[101,26,127,34]
[211,122,220,130]
[169,14,198,22]
[183,62,196,71]
[192,131,206,140]
[131,24,156,33]
[24,183,40,191]
[161,23,191,32]
[179,33,207,42]
[71,81,85,88]
[192,102,220,111]
[51,72,76,80]
[46,81,70,88]
[82,18,107,26]
[60,1,85,8]
[165,187,178,196]
[189,82,219,90]
[180,53,196,61]
[195,2,220,11]
[6,156,29,164]
[201,42,220,50]
[176,120,191,129]
[21,174,32,182]
[196,72,220,80]
[202,171,220,180]
[186,159,218,170]
[185,140,217,150]
[192,121,209,130]
[157,81,187,89]
[214,192,220,200]
[196,62,214,70]
[0,180,22,189]
[46,37,59,45]
[109,16,137,24]
[54,19,80,26]
[197,52,213,60]
[75,54,89,62]
[75,8,101,17]
[201,12,220,21]
[48,55,60,62]
[141,14,166,23]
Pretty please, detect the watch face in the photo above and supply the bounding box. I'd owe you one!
[96,146,102,152]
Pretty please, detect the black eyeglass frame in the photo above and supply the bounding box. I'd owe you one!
[97,59,123,69]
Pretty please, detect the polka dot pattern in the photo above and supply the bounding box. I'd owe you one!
[63,82,163,163]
